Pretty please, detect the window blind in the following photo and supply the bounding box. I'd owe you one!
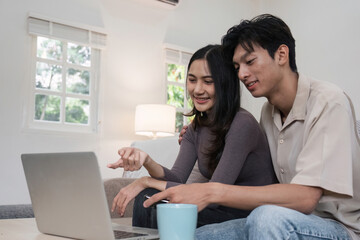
[28,15,107,49]
[164,48,192,66]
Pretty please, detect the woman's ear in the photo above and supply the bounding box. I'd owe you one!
[276,44,289,66]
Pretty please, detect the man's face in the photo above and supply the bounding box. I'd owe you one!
[232,44,282,98]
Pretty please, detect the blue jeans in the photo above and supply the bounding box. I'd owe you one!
[196,205,351,240]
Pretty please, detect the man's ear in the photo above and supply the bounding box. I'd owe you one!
[276,44,289,66]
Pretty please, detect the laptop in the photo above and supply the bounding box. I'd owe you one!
[21,151,159,240]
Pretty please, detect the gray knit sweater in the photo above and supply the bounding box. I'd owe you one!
[162,108,278,189]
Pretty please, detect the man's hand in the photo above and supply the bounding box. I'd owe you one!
[107,147,149,171]
[178,125,188,145]
[143,183,213,212]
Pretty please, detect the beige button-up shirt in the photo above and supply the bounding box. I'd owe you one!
[260,73,360,239]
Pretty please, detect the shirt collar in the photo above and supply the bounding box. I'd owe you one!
[271,73,310,127]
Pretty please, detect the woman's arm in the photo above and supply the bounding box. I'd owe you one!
[111,176,167,216]
[161,125,199,187]
[107,147,165,179]
[143,156,166,179]
[109,125,198,187]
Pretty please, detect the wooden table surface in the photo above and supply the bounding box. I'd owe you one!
[0,217,132,240]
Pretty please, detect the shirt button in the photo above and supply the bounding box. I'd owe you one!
[280,168,285,174]
[279,134,284,138]
[279,139,284,144]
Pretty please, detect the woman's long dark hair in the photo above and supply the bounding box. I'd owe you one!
[185,45,240,173]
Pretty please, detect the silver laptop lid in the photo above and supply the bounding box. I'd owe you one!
[21,152,116,240]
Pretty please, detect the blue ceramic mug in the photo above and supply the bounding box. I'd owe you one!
[157,203,197,240]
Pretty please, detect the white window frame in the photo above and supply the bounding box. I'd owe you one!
[24,13,106,134]
[163,44,194,129]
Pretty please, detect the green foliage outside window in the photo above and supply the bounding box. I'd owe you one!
[67,43,91,67]
[35,94,60,122]
[65,98,89,124]
[175,112,184,132]
[166,63,191,132]
[35,63,62,91]
[66,68,90,95]
[167,64,185,83]
[37,37,62,61]
[167,85,184,108]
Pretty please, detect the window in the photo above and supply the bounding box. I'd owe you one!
[164,46,193,132]
[26,14,106,133]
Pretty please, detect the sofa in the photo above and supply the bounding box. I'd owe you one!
[106,120,360,218]
[2,120,360,220]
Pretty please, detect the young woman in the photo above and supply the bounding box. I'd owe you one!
[108,45,277,228]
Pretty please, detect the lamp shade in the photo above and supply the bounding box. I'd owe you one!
[135,104,176,138]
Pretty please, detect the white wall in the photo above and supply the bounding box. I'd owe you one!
[0,0,107,205]
[1,0,359,205]
[256,0,360,114]
[0,0,255,205]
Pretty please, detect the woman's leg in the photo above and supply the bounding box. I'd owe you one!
[133,188,249,229]
[132,188,250,228]
[197,205,250,227]
[132,188,160,229]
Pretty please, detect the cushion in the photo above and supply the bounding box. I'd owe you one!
[103,178,136,218]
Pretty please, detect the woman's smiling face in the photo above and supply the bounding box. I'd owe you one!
[187,59,215,113]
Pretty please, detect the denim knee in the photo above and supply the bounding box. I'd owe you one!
[246,205,289,231]
[247,205,281,221]
[245,205,352,240]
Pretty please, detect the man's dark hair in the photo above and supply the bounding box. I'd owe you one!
[186,44,240,173]
[222,14,297,72]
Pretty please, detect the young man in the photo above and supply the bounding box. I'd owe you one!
[144,14,360,239]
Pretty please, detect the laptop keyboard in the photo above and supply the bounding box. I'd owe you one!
[113,230,148,239]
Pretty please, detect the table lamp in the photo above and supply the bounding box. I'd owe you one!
[135,104,176,139]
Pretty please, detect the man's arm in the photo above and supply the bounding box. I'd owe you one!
[144,182,322,214]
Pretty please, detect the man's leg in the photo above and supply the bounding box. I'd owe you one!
[196,218,247,240]
[245,205,351,240]
[196,205,351,240]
